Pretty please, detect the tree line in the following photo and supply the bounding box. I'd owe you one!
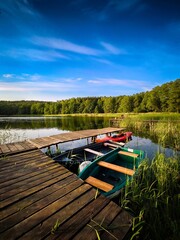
[0,79,179,115]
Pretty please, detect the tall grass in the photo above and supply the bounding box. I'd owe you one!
[0,126,24,144]
[121,154,180,240]
[0,126,13,144]
[118,114,180,150]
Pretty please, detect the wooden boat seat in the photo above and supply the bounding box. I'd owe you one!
[84,148,104,156]
[85,176,114,192]
[98,161,135,176]
[109,140,125,146]
[104,142,119,148]
[118,151,139,158]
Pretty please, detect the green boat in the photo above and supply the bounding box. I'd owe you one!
[78,146,145,198]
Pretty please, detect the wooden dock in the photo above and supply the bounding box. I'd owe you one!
[0,127,124,157]
[0,128,132,239]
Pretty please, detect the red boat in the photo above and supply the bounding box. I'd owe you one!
[95,132,132,143]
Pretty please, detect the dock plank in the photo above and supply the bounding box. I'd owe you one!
[28,127,124,149]
[47,195,110,240]
[100,209,131,240]
[0,173,76,221]
[0,179,83,233]
[73,200,121,240]
[0,141,37,157]
[0,184,92,239]
[0,128,132,240]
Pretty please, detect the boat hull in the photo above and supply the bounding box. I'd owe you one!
[79,147,145,198]
[95,132,132,143]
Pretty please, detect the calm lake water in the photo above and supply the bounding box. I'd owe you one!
[0,116,178,159]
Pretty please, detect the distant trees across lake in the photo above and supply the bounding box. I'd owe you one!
[0,79,179,115]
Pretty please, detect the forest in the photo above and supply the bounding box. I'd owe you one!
[0,79,179,115]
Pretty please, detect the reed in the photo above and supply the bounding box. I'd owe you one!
[118,115,180,150]
[121,153,180,240]
[0,125,26,144]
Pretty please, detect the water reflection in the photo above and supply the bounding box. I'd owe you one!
[0,116,109,130]
[0,116,179,159]
[126,136,179,160]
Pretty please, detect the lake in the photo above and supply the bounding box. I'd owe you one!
[0,116,178,159]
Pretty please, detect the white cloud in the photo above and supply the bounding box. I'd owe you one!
[31,36,102,56]
[100,42,124,55]
[3,48,68,61]
[88,80,102,84]
[88,77,151,89]
[2,74,15,78]
[94,58,113,65]
[0,74,81,94]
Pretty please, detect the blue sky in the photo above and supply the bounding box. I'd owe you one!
[0,0,179,101]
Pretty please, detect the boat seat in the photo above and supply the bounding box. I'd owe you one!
[85,176,114,192]
[98,161,135,176]
[118,151,139,158]
[109,140,125,146]
[84,148,104,156]
[104,142,119,148]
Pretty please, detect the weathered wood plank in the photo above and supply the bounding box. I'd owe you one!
[0,166,63,194]
[0,150,54,170]
[0,164,59,189]
[46,195,110,240]
[19,187,100,240]
[0,167,68,201]
[0,144,10,153]
[0,178,83,233]
[0,169,70,209]
[0,172,75,221]
[100,209,132,240]
[0,157,55,179]
[0,141,37,157]
[73,200,122,240]
[0,184,92,239]
[0,128,132,240]
[28,127,124,149]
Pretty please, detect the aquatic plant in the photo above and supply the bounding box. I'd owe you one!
[0,125,25,144]
[121,153,180,240]
[116,114,180,150]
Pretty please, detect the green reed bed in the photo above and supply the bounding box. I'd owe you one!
[121,154,180,240]
[153,122,180,150]
[119,114,180,150]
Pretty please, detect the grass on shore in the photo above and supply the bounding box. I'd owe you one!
[121,153,180,240]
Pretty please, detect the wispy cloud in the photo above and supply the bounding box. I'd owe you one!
[0,0,39,17]
[2,74,15,78]
[0,74,81,92]
[31,36,102,56]
[1,48,68,61]
[100,41,125,55]
[94,58,113,65]
[88,77,151,90]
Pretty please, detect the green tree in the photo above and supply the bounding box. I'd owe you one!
[168,79,180,112]
[119,96,134,112]
[146,91,161,112]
